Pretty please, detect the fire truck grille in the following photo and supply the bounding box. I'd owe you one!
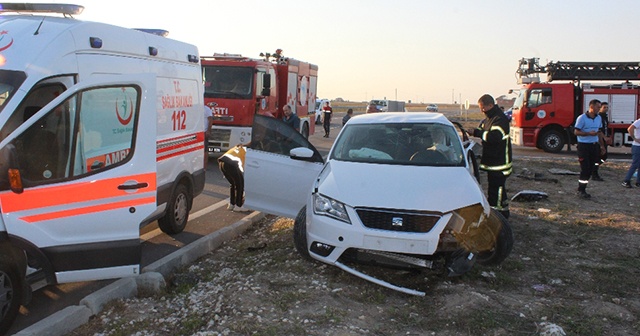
[210,129,231,142]
[356,208,441,233]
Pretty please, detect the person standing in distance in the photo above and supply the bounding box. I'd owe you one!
[592,101,610,181]
[282,104,300,132]
[322,101,333,137]
[342,108,353,126]
[573,99,603,199]
[622,117,640,188]
[467,94,513,219]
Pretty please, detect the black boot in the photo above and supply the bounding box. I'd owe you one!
[577,183,591,199]
[592,165,604,181]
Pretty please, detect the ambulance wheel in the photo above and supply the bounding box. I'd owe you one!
[476,209,514,266]
[301,123,309,139]
[0,259,23,335]
[158,183,190,235]
[293,206,312,260]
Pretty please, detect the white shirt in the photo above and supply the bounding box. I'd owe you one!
[204,105,213,132]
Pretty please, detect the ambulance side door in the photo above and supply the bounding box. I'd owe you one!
[0,74,157,283]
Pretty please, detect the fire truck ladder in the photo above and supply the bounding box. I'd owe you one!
[517,57,640,82]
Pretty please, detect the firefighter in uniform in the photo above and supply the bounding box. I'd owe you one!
[467,94,513,219]
[218,144,249,212]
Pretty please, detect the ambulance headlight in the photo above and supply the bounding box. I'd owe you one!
[313,194,350,224]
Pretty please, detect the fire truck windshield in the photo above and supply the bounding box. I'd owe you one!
[513,90,525,110]
[0,69,27,115]
[203,66,254,100]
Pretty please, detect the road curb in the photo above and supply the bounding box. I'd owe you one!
[13,211,265,336]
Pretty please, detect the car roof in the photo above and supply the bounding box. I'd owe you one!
[348,112,452,126]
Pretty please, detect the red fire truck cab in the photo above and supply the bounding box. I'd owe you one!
[510,58,640,153]
[202,51,318,154]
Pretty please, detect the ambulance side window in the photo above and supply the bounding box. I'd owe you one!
[73,86,139,175]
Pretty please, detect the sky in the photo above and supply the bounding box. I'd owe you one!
[22,0,640,104]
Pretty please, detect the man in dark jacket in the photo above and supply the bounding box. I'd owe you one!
[467,94,513,219]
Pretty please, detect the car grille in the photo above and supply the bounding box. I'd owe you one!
[356,208,441,233]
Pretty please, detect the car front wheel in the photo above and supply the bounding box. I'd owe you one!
[476,209,514,266]
[293,206,312,260]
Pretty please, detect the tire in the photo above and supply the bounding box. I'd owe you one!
[293,206,312,260]
[467,152,480,182]
[0,259,23,335]
[301,122,309,139]
[539,129,565,153]
[158,183,190,235]
[476,209,514,266]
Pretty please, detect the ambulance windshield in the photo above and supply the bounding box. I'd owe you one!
[202,66,254,100]
[0,70,27,114]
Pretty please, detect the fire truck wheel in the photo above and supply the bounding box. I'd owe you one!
[158,183,190,235]
[539,129,565,153]
[476,209,514,266]
[0,259,23,335]
[301,123,309,139]
[293,206,312,260]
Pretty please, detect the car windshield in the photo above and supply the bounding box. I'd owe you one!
[0,69,27,115]
[330,122,465,166]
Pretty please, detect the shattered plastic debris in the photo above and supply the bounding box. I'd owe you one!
[538,322,566,336]
[537,208,551,213]
[511,190,549,202]
[532,284,553,292]
[548,168,579,175]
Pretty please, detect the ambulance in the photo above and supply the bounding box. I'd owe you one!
[0,4,205,332]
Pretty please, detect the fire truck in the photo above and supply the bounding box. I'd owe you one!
[201,50,318,154]
[510,57,640,153]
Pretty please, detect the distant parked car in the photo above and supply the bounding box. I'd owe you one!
[504,107,512,121]
[426,104,438,112]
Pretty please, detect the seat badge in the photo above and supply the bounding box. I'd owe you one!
[392,217,403,227]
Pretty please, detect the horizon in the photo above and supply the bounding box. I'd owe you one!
[16,0,640,104]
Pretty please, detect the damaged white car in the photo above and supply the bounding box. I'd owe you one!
[244,113,513,296]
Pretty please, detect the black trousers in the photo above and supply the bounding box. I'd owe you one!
[577,142,599,188]
[218,156,244,206]
[323,114,331,135]
[487,170,509,211]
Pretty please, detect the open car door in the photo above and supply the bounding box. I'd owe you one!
[244,114,324,218]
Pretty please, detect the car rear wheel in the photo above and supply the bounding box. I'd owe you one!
[0,259,23,335]
[301,122,309,139]
[476,209,514,266]
[293,206,312,260]
[158,183,190,235]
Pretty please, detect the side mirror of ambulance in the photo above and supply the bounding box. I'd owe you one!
[0,144,24,194]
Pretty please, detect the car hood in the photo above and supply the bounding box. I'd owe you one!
[317,160,488,213]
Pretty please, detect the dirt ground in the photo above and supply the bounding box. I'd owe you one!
[68,154,640,336]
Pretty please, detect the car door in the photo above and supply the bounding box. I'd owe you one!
[244,114,324,218]
[0,74,156,283]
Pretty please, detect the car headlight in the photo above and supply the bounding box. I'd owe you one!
[313,194,351,224]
